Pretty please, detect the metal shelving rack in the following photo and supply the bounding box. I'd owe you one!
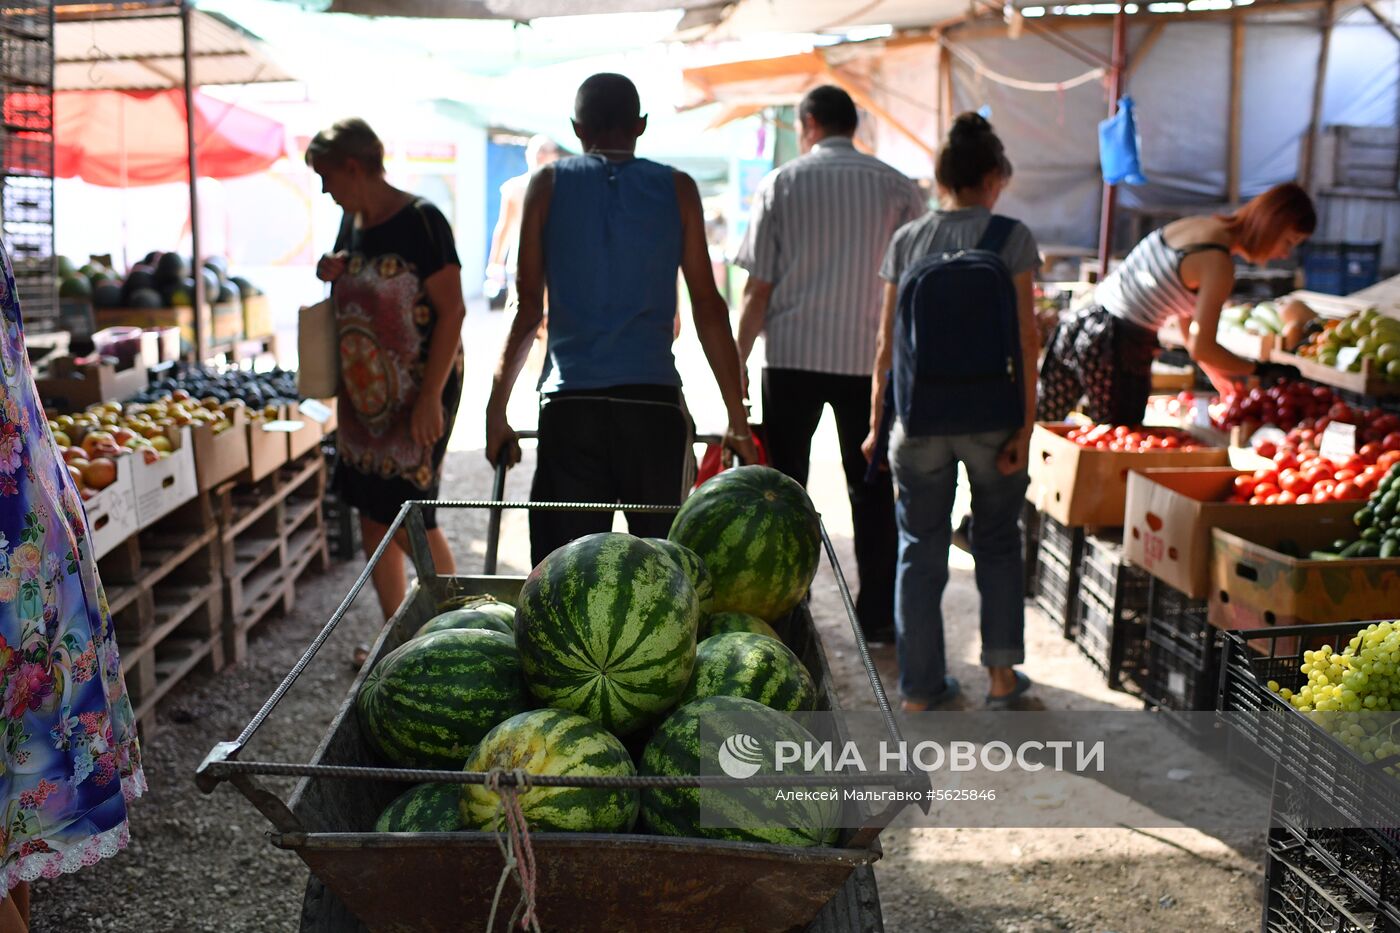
[0,1,56,331]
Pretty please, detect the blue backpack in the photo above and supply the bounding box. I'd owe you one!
[892,215,1024,437]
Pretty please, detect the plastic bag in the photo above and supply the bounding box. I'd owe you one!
[1098,96,1147,186]
[694,426,768,487]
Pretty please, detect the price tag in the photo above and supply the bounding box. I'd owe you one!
[1320,422,1357,463]
[262,420,306,434]
[298,399,333,425]
[1336,346,1362,372]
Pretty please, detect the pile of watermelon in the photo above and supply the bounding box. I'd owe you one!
[355,466,838,847]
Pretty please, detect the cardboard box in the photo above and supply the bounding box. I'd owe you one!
[34,352,151,411]
[1027,424,1230,528]
[188,409,249,491]
[239,408,290,484]
[211,301,244,345]
[82,459,138,559]
[131,426,198,529]
[242,294,272,339]
[1210,525,1400,630]
[1123,467,1358,599]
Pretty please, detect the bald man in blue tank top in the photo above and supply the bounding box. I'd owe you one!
[486,73,758,564]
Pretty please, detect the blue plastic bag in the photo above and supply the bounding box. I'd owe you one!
[1099,96,1147,186]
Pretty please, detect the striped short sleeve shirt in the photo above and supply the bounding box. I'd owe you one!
[735,138,927,376]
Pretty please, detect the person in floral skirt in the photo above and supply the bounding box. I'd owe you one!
[0,238,145,931]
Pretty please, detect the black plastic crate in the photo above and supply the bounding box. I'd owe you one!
[1076,534,1151,689]
[1022,501,1039,599]
[1143,580,1219,712]
[1037,512,1082,569]
[1219,623,1400,838]
[1265,832,1400,933]
[1272,777,1400,923]
[1034,547,1078,639]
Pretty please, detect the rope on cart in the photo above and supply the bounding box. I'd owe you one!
[485,769,541,933]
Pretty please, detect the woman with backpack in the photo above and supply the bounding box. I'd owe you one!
[1037,183,1316,423]
[863,113,1041,711]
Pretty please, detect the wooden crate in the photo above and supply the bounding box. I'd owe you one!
[216,450,330,664]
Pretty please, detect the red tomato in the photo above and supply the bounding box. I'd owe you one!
[1160,435,1180,449]
[1276,452,1301,471]
[1276,490,1298,505]
[1254,482,1281,499]
[1296,493,1313,505]
[1114,426,1130,439]
[1379,451,1400,472]
[1384,432,1400,452]
[1335,469,1358,483]
[1280,470,1311,495]
[1249,495,1265,505]
[1356,473,1378,494]
[1264,494,1280,505]
[1256,441,1279,459]
[1234,475,1258,496]
[1335,481,1360,501]
[1360,444,1382,465]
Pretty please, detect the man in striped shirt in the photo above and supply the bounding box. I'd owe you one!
[735,85,927,644]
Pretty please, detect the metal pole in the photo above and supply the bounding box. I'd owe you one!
[181,0,205,361]
[1096,8,1129,281]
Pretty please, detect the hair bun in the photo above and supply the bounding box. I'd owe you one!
[949,112,993,143]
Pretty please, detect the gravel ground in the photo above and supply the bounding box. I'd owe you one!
[32,310,1264,931]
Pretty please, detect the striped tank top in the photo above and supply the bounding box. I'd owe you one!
[1095,229,1230,330]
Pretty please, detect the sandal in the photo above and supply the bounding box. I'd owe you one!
[900,676,960,712]
[985,671,1032,710]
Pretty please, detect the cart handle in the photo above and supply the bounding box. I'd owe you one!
[484,430,724,575]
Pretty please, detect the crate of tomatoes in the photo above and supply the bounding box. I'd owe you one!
[1028,424,1228,528]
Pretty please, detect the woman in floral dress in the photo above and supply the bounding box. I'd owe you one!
[0,239,145,930]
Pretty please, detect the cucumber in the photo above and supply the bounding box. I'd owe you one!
[1309,550,1346,561]
[1357,506,1375,528]
[1382,539,1400,559]
[1341,540,1369,558]
[1359,541,1383,558]
[1332,538,1352,552]
[1253,303,1283,333]
[1362,527,1382,543]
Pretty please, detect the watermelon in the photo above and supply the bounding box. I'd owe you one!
[437,594,516,628]
[415,607,513,640]
[516,533,698,736]
[460,708,638,833]
[681,633,815,712]
[374,783,464,833]
[640,696,838,847]
[645,538,714,613]
[668,466,820,622]
[356,629,530,769]
[704,611,781,643]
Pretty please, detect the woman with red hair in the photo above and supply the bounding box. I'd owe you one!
[1038,182,1316,423]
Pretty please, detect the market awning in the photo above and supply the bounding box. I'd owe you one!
[301,0,724,18]
[55,6,293,91]
[54,89,287,187]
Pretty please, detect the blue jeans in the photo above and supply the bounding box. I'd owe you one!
[889,421,1029,703]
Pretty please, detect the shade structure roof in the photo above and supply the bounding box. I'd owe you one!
[55,5,293,91]
[309,0,722,16]
[53,88,287,186]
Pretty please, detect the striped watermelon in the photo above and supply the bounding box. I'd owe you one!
[668,466,820,622]
[374,783,464,833]
[640,695,838,847]
[460,708,638,833]
[356,629,530,769]
[415,607,513,640]
[645,538,715,613]
[437,595,516,628]
[704,611,781,643]
[516,533,698,736]
[681,632,815,712]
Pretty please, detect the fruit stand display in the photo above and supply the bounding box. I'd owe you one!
[197,469,921,932]
[34,350,334,736]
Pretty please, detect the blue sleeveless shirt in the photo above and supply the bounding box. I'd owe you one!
[540,154,683,392]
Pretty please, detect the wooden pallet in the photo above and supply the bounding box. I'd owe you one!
[216,449,331,665]
[96,491,226,739]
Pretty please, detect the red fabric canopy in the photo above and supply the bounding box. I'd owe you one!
[53,89,286,187]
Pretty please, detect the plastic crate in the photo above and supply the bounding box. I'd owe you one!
[1037,512,1082,569]
[1143,580,1219,713]
[1034,547,1079,639]
[1022,501,1040,599]
[1272,777,1400,923]
[1265,833,1400,933]
[321,440,360,561]
[1075,533,1150,692]
[1302,241,1382,296]
[1218,623,1400,836]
